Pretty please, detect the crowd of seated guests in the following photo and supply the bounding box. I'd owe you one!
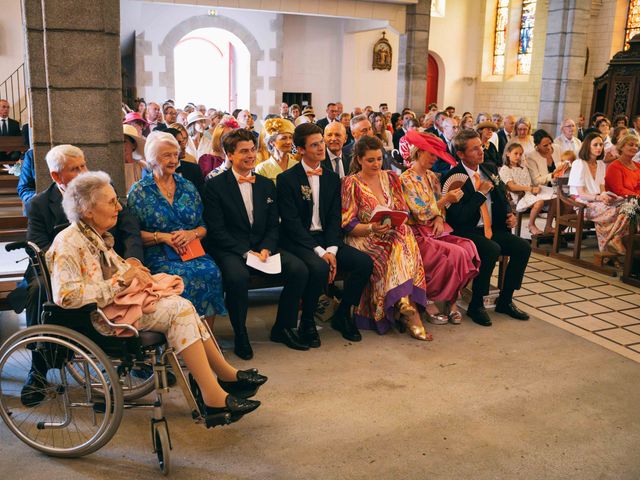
[13,97,640,427]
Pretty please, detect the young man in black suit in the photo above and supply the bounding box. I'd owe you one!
[0,98,23,161]
[277,123,373,346]
[203,129,309,359]
[442,129,531,327]
[20,144,144,406]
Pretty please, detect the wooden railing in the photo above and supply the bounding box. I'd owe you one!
[1,64,28,126]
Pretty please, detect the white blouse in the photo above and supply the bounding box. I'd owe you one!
[568,159,606,196]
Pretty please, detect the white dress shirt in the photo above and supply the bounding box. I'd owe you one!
[231,167,254,225]
[553,135,581,156]
[301,160,338,258]
[327,150,345,178]
[462,162,493,226]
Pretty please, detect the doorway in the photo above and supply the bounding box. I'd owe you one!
[426,53,439,107]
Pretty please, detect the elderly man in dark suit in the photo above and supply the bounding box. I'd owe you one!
[315,102,339,131]
[277,123,373,346]
[321,121,350,178]
[0,98,23,161]
[442,129,530,327]
[20,144,143,406]
[203,128,309,359]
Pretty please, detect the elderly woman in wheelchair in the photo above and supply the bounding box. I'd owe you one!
[43,170,266,425]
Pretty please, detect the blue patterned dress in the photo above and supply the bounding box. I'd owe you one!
[127,174,226,317]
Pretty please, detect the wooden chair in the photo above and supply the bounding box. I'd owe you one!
[552,177,594,259]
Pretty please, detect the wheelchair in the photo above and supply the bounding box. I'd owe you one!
[0,241,231,474]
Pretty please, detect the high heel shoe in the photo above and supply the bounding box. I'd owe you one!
[424,301,448,325]
[397,297,417,317]
[406,321,433,341]
[218,369,268,399]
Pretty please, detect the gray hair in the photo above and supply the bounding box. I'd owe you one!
[45,145,84,173]
[144,131,180,168]
[350,114,368,130]
[61,171,111,223]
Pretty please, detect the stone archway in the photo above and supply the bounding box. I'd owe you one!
[158,15,263,113]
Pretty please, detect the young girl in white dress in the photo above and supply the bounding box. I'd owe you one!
[499,143,556,236]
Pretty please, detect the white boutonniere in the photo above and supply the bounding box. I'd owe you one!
[266,197,274,204]
[301,185,312,201]
[490,174,501,186]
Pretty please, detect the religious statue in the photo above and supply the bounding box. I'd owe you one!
[373,31,392,71]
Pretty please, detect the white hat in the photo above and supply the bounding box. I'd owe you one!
[186,111,207,126]
[123,124,146,161]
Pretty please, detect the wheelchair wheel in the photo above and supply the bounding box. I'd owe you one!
[0,325,124,457]
[152,420,171,475]
[65,356,155,401]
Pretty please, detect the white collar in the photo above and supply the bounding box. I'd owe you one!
[301,160,321,172]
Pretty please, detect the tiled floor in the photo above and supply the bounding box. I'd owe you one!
[500,253,640,363]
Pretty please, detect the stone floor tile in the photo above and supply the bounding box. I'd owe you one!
[568,288,609,300]
[595,312,639,327]
[595,328,640,346]
[623,324,640,334]
[513,288,533,298]
[621,307,640,319]
[540,304,583,319]
[525,282,558,294]
[565,316,615,331]
[515,294,558,308]
[594,297,637,311]
[617,294,640,306]
[529,261,558,271]
[544,268,582,279]
[571,301,612,315]
[545,279,584,291]
[542,291,578,304]
[571,276,608,288]
[628,344,640,353]
[593,285,637,296]
[525,271,560,282]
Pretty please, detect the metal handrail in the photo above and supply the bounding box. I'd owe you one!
[1,63,28,126]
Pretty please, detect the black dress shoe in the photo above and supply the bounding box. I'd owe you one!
[270,328,309,351]
[495,301,530,320]
[331,310,362,342]
[298,323,321,348]
[204,395,261,428]
[21,371,48,407]
[234,336,254,360]
[218,369,268,399]
[466,306,492,326]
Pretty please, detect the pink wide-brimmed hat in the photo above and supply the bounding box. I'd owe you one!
[399,129,457,167]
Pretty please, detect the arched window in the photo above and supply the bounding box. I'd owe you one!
[517,0,537,75]
[624,0,640,50]
[492,0,510,75]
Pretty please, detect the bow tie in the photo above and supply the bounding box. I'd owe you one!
[238,175,255,184]
[306,168,323,176]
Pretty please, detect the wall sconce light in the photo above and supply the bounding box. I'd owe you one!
[207,9,217,16]
[462,76,476,86]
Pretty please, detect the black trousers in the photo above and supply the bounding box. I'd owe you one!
[457,228,531,307]
[287,234,373,325]
[216,249,308,337]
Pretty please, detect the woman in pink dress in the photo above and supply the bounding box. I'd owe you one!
[399,130,480,325]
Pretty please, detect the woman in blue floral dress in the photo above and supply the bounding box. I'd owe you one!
[127,132,226,325]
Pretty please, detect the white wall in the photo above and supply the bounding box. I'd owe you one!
[0,0,26,121]
[341,28,399,112]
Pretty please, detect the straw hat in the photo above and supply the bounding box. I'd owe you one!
[301,106,315,118]
[123,124,146,160]
[186,111,207,127]
[475,121,498,132]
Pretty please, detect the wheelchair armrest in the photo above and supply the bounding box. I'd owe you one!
[94,308,140,337]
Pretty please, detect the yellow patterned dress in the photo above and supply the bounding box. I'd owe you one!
[341,171,427,334]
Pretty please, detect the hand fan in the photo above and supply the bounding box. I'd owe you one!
[442,173,469,194]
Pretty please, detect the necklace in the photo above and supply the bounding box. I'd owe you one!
[155,177,175,200]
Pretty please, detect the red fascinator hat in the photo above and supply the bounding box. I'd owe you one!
[399,130,457,167]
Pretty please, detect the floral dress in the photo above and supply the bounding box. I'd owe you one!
[127,174,226,317]
[342,171,426,334]
[400,169,479,303]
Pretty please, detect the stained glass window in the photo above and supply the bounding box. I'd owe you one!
[624,0,640,50]
[517,0,537,75]
[492,0,510,75]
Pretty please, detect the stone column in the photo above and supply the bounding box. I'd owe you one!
[396,0,432,113]
[537,0,591,136]
[22,0,125,193]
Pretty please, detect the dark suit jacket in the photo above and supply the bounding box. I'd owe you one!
[392,128,405,150]
[441,162,512,235]
[432,138,460,176]
[277,162,343,251]
[202,168,279,260]
[26,182,144,260]
[497,128,510,158]
[321,148,351,176]
[176,160,204,194]
[315,117,330,131]
[0,117,21,136]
